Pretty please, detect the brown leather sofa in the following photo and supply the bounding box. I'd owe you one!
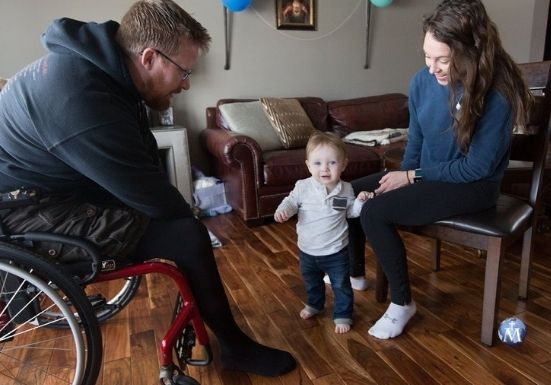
[200,94,409,226]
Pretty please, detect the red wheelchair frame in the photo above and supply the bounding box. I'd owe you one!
[94,261,212,373]
[0,228,212,385]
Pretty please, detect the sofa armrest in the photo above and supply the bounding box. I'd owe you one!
[200,128,264,179]
[200,127,266,222]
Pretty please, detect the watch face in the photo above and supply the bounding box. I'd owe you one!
[414,169,422,183]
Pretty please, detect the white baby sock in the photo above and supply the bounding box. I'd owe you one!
[323,274,368,291]
[368,301,416,339]
[350,276,368,291]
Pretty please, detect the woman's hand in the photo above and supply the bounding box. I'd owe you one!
[375,171,411,195]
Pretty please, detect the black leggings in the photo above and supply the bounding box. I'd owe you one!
[130,216,242,346]
[348,171,499,305]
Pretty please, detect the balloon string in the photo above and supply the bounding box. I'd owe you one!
[250,0,363,41]
[364,0,371,68]
[224,7,230,70]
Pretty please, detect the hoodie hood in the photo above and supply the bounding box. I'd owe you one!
[42,18,133,91]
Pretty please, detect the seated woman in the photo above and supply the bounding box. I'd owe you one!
[347,0,532,339]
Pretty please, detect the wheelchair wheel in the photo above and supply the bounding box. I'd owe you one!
[0,243,102,385]
[38,274,141,326]
[83,275,141,323]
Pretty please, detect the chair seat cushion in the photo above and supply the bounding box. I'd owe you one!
[434,194,533,237]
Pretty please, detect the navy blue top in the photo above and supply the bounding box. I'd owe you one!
[0,18,192,218]
[401,67,513,184]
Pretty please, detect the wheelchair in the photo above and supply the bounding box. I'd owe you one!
[0,202,213,385]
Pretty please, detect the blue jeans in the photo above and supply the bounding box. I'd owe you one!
[299,248,353,321]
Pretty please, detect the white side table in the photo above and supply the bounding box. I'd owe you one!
[151,126,193,204]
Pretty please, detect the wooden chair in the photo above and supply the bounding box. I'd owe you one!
[375,60,551,346]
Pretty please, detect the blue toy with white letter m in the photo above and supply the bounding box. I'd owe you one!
[498,317,527,345]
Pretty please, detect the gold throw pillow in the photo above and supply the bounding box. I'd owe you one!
[260,97,315,149]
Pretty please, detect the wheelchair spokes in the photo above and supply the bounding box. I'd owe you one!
[0,261,89,385]
[36,275,142,327]
[0,235,211,385]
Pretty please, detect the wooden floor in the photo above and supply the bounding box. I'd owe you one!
[95,212,551,385]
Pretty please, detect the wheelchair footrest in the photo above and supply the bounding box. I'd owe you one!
[172,295,211,368]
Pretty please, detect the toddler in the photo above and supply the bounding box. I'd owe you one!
[274,131,372,333]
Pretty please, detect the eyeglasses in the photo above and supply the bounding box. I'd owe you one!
[154,49,192,81]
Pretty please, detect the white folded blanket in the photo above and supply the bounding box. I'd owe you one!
[343,128,408,146]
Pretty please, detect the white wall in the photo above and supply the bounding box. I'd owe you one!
[1,0,549,170]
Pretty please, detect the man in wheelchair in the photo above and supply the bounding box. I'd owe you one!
[0,0,296,379]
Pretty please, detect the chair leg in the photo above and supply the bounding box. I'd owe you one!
[518,226,534,299]
[375,262,388,303]
[481,237,504,346]
[430,238,441,271]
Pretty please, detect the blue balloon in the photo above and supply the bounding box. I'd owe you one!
[370,0,393,7]
[222,0,252,12]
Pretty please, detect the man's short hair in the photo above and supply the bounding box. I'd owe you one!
[116,0,211,56]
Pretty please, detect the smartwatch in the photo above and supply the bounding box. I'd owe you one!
[413,168,423,183]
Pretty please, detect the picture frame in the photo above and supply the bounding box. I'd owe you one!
[276,0,316,30]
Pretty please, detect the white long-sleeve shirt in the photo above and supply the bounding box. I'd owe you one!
[275,177,364,256]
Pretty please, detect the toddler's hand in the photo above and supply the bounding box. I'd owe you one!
[274,210,289,223]
[357,191,375,201]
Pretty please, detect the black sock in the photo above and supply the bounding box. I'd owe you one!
[219,334,296,377]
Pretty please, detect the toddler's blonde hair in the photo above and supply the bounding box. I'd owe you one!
[306,131,347,160]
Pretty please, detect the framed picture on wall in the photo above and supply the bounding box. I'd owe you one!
[276,0,316,30]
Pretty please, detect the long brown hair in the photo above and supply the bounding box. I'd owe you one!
[423,0,532,152]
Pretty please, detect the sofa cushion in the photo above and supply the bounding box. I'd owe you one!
[328,94,409,135]
[216,97,328,132]
[262,144,381,186]
[218,101,284,151]
[263,148,309,186]
[260,97,316,149]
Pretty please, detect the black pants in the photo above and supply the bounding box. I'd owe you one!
[130,216,243,346]
[348,171,499,305]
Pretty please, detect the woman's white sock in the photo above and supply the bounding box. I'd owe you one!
[368,301,416,339]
